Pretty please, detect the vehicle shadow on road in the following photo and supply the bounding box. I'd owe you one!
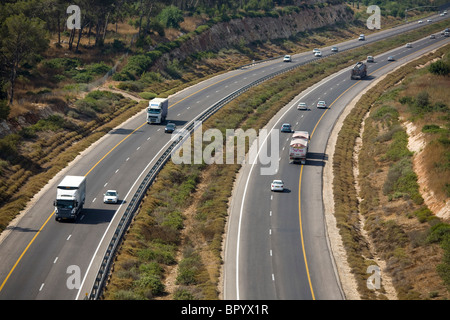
[72,208,118,225]
[303,152,328,167]
[359,75,376,81]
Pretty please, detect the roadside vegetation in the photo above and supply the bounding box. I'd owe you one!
[334,43,450,299]
[0,0,447,300]
[103,20,450,299]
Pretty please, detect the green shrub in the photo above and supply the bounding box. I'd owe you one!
[134,273,165,296]
[85,62,110,75]
[30,114,67,132]
[428,60,450,76]
[0,100,10,120]
[173,288,195,300]
[0,134,21,157]
[422,124,443,133]
[139,92,157,100]
[137,243,176,265]
[416,91,430,108]
[385,130,412,161]
[72,72,93,84]
[413,207,438,223]
[427,222,450,244]
[161,211,184,230]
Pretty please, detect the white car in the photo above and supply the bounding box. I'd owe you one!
[406,43,412,48]
[418,20,423,24]
[317,100,327,108]
[104,190,119,204]
[297,102,307,110]
[271,180,284,192]
[314,51,322,57]
[313,48,320,54]
[427,19,432,23]
[283,55,292,62]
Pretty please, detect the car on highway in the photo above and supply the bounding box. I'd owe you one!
[104,190,119,204]
[317,100,327,108]
[331,46,338,52]
[445,31,450,37]
[283,55,292,62]
[271,180,284,192]
[430,34,436,39]
[387,56,395,61]
[427,19,432,22]
[281,123,292,132]
[297,102,308,110]
[314,51,322,57]
[418,20,423,24]
[406,43,412,48]
[164,122,176,133]
[312,48,320,55]
[358,34,365,41]
[367,56,375,63]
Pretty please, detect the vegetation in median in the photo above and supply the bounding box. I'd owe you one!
[104,22,450,299]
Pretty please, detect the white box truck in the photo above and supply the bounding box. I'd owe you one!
[54,175,86,221]
[289,131,309,164]
[147,97,168,124]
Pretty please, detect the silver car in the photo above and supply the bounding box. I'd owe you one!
[317,100,327,108]
[297,102,307,110]
[104,190,119,204]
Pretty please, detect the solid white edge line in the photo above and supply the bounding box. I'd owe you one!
[233,65,351,300]
[75,97,231,300]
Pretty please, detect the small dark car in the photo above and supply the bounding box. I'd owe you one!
[281,123,292,133]
[165,122,176,133]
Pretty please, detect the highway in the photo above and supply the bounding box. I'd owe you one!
[0,12,448,300]
[223,28,450,299]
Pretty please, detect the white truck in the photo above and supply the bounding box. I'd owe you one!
[54,175,86,221]
[147,97,168,124]
[289,131,309,164]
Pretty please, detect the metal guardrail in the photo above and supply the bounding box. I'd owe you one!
[88,15,450,299]
[87,55,310,300]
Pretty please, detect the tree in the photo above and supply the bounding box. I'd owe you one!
[157,5,184,29]
[0,13,49,104]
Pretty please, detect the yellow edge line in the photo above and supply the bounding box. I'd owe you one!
[0,63,262,293]
[298,80,359,300]
[298,40,441,299]
[2,39,440,293]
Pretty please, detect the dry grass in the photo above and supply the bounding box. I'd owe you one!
[354,46,450,299]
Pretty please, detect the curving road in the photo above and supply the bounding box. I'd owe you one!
[0,12,448,300]
[223,28,450,300]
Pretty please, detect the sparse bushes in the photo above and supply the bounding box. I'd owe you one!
[427,222,450,290]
